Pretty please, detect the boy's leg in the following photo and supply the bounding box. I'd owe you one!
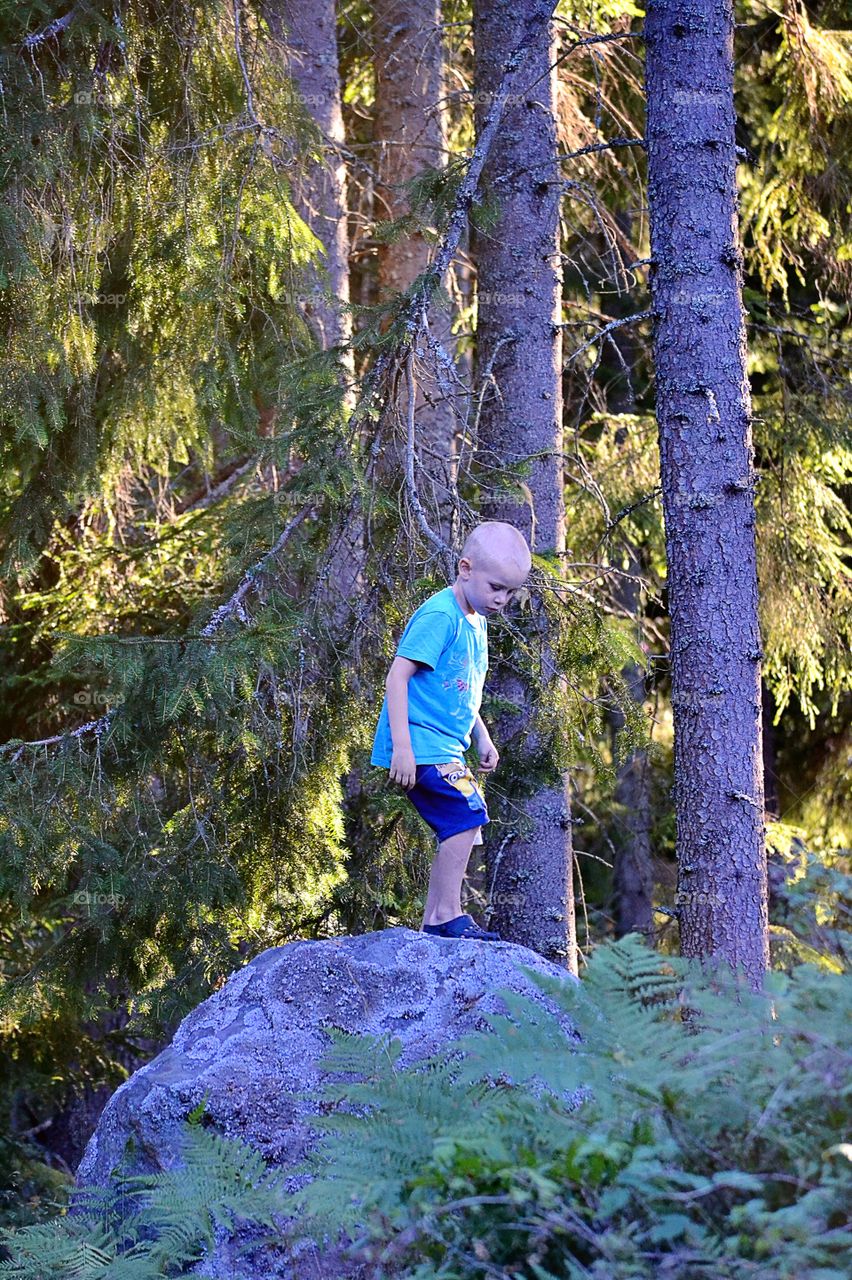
[421,827,481,928]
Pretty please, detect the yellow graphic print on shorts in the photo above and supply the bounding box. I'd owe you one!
[435,760,481,798]
[435,761,485,845]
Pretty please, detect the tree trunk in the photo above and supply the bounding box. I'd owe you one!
[472,0,576,972]
[262,0,363,627]
[645,0,768,985]
[761,679,780,820]
[762,678,792,919]
[262,0,352,360]
[606,217,655,941]
[373,0,458,546]
[609,545,655,940]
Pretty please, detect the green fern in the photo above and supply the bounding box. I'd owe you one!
[285,1028,512,1236]
[0,1125,290,1280]
[2,942,849,1279]
[286,935,852,1278]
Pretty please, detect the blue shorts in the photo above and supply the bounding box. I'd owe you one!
[406,761,489,844]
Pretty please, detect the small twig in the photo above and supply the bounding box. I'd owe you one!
[596,486,663,553]
[551,26,645,70]
[177,457,257,514]
[485,829,518,918]
[557,137,645,164]
[2,713,112,764]
[17,1117,53,1139]
[232,0,257,128]
[199,504,314,636]
[562,310,655,365]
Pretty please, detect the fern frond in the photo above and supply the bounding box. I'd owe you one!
[123,1125,288,1253]
[0,1219,128,1279]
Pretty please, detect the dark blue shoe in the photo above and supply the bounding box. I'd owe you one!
[422,913,501,942]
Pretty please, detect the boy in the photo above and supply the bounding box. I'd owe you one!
[371,521,532,941]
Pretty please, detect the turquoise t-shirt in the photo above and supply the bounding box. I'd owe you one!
[371,587,489,766]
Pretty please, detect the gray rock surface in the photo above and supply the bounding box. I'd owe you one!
[77,926,581,1278]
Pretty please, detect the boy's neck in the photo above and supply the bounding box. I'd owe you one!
[451,579,474,616]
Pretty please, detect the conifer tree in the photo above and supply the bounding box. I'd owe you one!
[645,0,769,983]
[606,323,655,941]
[258,0,364,633]
[373,0,459,546]
[0,0,359,1170]
[261,0,352,360]
[472,0,577,970]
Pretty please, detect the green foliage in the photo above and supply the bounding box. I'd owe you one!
[0,1134,71,1234]
[373,156,475,248]
[735,1,852,725]
[3,935,848,1278]
[285,934,852,1279]
[767,821,850,971]
[0,0,327,580]
[737,0,852,299]
[751,315,852,726]
[0,0,849,1243]
[0,3,371,1100]
[0,1124,291,1279]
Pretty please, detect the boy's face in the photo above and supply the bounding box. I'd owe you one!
[459,555,529,616]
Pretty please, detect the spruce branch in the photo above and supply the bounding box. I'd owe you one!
[20,9,78,50]
[597,486,664,549]
[231,0,294,170]
[232,0,257,126]
[198,504,315,636]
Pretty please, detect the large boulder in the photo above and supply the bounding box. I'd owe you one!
[77,926,582,1277]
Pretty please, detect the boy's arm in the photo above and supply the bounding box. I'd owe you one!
[472,713,499,772]
[385,656,421,790]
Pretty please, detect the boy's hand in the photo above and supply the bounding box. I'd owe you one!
[390,746,417,790]
[476,735,500,773]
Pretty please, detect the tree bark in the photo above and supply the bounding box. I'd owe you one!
[761,679,780,820]
[609,545,655,940]
[606,218,655,942]
[261,0,363,626]
[645,0,769,985]
[373,0,458,547]
[262,0,352,360]
[472,0,576,972]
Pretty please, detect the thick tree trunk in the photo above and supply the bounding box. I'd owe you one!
[472,0,576,972]
[373,0,458,546]
[645,0,769,984]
